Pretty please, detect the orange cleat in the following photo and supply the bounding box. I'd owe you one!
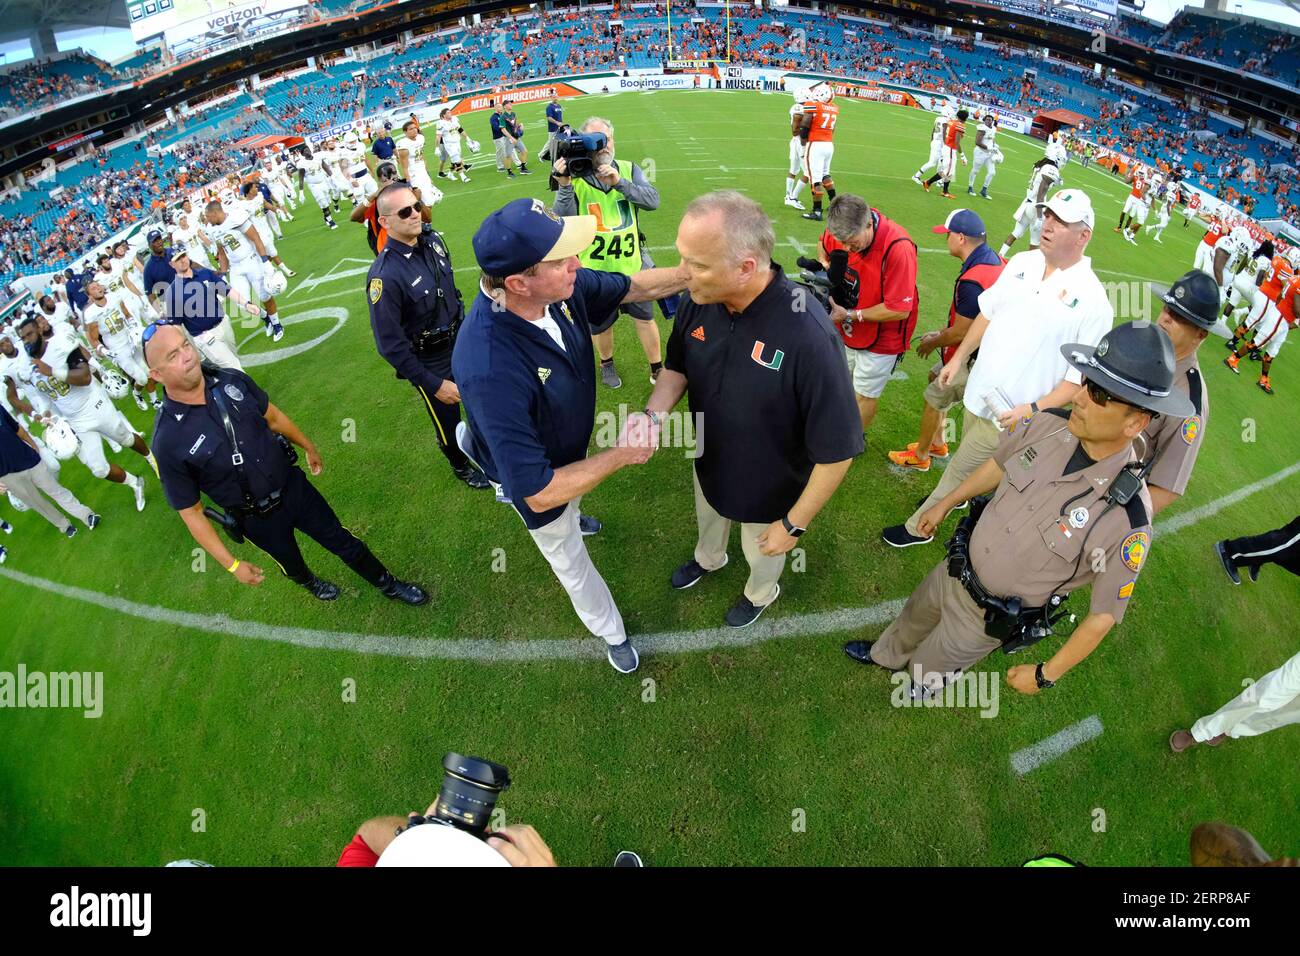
[908,440,950,458]
[1258,376,1273,395]
[922,180,931,193]
[888,448,931,471]
[1224,354,1240,373]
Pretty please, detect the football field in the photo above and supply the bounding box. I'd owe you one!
[2,89,1297,866]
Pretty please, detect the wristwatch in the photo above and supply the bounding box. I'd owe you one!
[1034,662,1055,689]
[1030,401,1040,415]
[781,516,806,538]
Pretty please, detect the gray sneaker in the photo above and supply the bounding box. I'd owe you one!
[606,639,639,674]
[600,361,622,389]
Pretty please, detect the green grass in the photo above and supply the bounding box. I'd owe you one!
[2,90,1297,867]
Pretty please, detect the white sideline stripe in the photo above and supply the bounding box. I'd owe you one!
[0,462,1295,662]
[1011,714,1103,776]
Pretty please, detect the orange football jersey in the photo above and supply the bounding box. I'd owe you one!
[1260,255,1295,303]
[804,101,838,143]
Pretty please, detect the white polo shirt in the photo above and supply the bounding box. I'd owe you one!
[963,249,1113,419]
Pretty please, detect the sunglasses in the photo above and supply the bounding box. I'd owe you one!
[141,320,167,351]
[1084,379,1130,408]
[385,200,423,220]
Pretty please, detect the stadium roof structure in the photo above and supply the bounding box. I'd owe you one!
[0,0,128,32]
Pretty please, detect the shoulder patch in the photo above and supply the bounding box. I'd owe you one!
[1180,415,1201,446]
[1120,531,1149,572]
[368,278,382,304]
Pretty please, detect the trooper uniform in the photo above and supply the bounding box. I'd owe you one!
[151,363,427,603]
[366,223,489,488]
[1142,270,1220,499]
[846,322,1195,695]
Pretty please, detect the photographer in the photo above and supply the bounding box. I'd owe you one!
[553,116,672,388]
[816,194,919,437]
[144,323,429,605]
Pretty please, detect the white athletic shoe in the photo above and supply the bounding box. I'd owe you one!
[911,173,923,185]
[133,390,149,411]
[784,196,806,210]
[282,266,297,277]
[460,172,471,182]
[129,474,146,512]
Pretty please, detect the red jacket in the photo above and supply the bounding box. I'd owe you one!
[820,210,919,354]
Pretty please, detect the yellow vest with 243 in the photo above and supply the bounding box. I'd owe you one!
[575,159,642,276]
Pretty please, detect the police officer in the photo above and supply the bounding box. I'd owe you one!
[144,323,428,603]
[365,182,489,489]
[1144,269,1219,515]
[844,321,1195,697]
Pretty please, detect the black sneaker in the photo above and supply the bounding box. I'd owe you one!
[606,639,639,673]
[801,211,823,221]
[725,585,778,628]
[86,513,101,530]
[1214,541,1240,585]
[453,463,491,490]
[843,640,893,669]
[64,525,78,539]
[579,514,602,536]
[881,524,933,548]
[379,573,430,606]
[437,171,449,178]
[671,555,727,590]
[303,576,340,601]
[613,850,644,867]
[507,170,516,178]
[0,519,11,533]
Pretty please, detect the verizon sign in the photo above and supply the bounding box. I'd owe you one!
[126,0,308,44]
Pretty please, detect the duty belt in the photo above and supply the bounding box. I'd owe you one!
[412,318,461,357]
[945,496,1069,654]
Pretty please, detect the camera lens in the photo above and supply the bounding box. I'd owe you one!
[433,753,511,836]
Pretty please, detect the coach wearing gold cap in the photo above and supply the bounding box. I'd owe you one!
[452,198,687,675]
[845,321,1194,698]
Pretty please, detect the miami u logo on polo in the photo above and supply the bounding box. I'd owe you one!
[751,340,785,371]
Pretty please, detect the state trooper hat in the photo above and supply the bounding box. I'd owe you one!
[1152,270,1220,331]
[1061,321,1195,418]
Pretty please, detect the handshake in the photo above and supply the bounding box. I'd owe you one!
[614,410,661,465]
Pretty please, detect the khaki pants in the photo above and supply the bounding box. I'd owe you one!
[693,470,784,606]
[527,499,626,647]
[905,410,1001,537]
[1192,650,1300,742]
[1,462,93,533]
[194,316,243,371]
[870,560,1002,693]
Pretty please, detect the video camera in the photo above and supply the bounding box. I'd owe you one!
[792,250,851,312]
[545,127,609,188]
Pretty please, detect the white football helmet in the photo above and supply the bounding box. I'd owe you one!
[44,419,80,460]
[264,269,288,296]
[1286,247,1300,270]
[1229,226,1252,251]
[465,137,481,153]
[101,370,131,399]
[808,83,832,103]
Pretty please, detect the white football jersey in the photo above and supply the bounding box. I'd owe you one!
[83,294,137,352]
[340,141,368,171]
[300,153,331,183]
[22,330,105,419]
[932,115,947,143]
[400,133,426,165]
[210,209,259,265]
[976,123,997,151]
[1025,163,1060,202]
[435,118,460,145]
[1214,234,1252,274]
[94,262,130,301]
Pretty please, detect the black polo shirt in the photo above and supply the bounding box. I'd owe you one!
[665,263,864,523]
[151,367,289,511]
[0,405,40,477]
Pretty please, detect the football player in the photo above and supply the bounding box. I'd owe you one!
[396,118,444,207]
[967,113,999,200]
[434,108,472,184]
[912,104,952,186]
[798,83,839,221]
[783,95,808,210]
[998,157,1059,257]
[8,318,151,510]
[922,108,967,199]
[239,181,296,279]
[1116,166,1153,245]
[81,281,160,412]
[295,146,340,229]
[205,199,285,342]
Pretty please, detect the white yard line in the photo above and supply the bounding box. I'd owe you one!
[1,463,1294,662]
[1011,715,1104,776]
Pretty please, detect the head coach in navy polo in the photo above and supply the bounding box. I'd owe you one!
[646,191,864,628]
[452,198,688,674]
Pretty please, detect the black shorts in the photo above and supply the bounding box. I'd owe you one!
[589,298,653,335]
